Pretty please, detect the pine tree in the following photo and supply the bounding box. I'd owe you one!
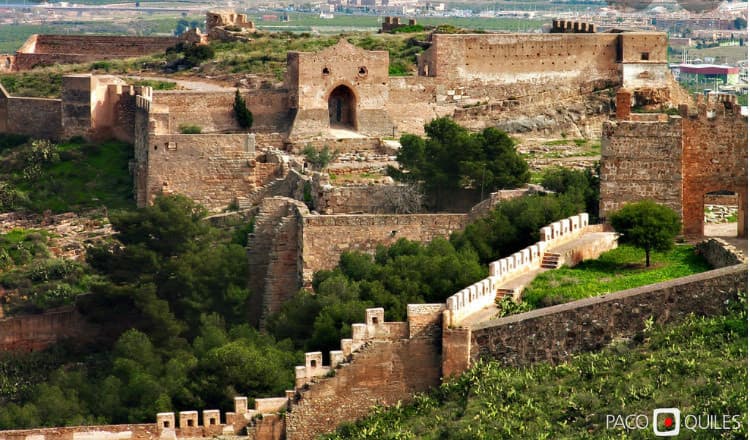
[233,89,253,129]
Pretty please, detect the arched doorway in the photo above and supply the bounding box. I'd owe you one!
[328,85,356,130]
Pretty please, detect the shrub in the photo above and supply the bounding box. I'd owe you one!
[303,146,337,170]
[179,124,202,134]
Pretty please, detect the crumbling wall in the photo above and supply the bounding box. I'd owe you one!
[139,133,278,210]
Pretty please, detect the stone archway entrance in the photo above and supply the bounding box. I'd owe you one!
[701,190,747,239]
[328,85,356,130]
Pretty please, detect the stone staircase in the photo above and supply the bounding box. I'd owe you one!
[541,252,561,269]
[495,288,516,300]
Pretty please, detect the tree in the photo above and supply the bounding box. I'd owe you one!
[390,117,529,194]
[233,90,253,129]
[609,200,681,267]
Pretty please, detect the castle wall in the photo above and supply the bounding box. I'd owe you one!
[285,305,444,440]
[680,106,748,237]
[599,117,684,219]
[470,264,747,367]
[0,424,159,440]
[0,84,61,139]
[421,33,621,83]
[0,307,95,351]
[14,35,178,70]
[151,90,289,134]
[299,213,467,283]
[140,133,279,210]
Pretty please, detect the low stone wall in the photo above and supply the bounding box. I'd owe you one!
[470,264,747,367]
[0,85,62,139]
[696,238,747,268]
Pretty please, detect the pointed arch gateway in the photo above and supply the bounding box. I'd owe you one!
[328,85,356,130]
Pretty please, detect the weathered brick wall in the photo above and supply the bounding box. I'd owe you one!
[14,35,178,70]
[0,307,96,351]
[470,264,747,367]
[599,117,683,219]
[300,213,468,283]
[681,107,748,237]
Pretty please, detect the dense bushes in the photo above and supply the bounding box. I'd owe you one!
[0,196,298,429]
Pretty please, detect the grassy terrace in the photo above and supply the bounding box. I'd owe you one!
[522,244,712,309]
[325,299,747,439]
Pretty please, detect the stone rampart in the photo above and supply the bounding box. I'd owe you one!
[151,89,290,135]
[600,116,684,218]
[601,96,747,238]
[470,264,747,367]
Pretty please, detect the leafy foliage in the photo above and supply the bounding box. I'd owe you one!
[541,165,600,221]
[233,89,254,129]
[268,237,486,353]
[609,200,681,267]
[0,137,134,213]
[390,117,529,195]
[324,297,747,439]
[450,193,584,265]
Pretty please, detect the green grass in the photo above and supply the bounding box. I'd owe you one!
[522,244,711,308]
[130,79,177,90]
[5,138,134,213]
[325,297,747,439]
[0,73,63,98]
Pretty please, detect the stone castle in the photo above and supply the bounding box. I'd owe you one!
[0,13,747,440]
